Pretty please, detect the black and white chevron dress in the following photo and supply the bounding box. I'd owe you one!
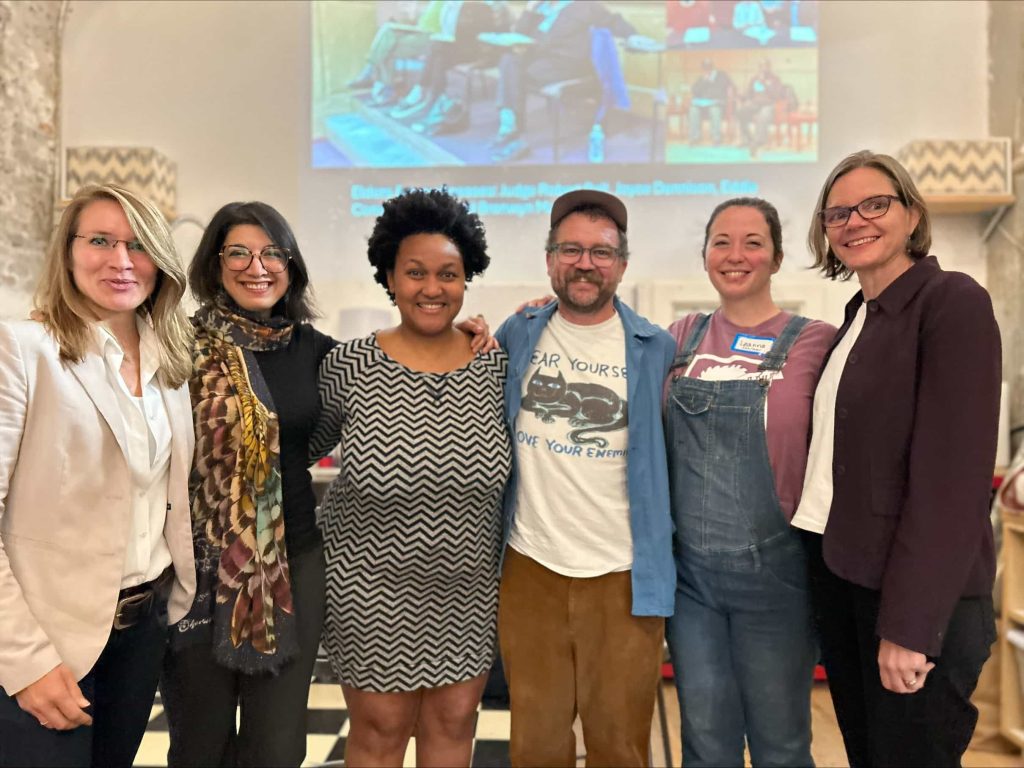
[312,336,511,692]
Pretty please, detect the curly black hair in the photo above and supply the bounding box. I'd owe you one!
[367,188,489,301]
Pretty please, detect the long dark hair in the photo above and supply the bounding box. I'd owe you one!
[189,201,319,321]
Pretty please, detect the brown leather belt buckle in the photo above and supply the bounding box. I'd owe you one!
[113,590,154,631]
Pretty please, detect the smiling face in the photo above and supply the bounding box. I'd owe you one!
[824,166,921,290]
[219,224,290,317]
[70,198,158,323]
[388,233,466,337]
[547,211,627,325]
[703,205,780,303]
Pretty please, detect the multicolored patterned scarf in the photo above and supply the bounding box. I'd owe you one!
[170,292,297,674]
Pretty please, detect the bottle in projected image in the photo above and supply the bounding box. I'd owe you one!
[588,123,605,163]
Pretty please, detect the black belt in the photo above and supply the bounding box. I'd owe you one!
[114,567,173,631]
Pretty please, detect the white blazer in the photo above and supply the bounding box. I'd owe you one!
[0,319,196,695]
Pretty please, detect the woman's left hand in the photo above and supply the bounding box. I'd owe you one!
[456,314,498,354]
[878,637,935,694]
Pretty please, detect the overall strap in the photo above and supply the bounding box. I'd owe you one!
[670,313,712,372]
[758,315,811,373]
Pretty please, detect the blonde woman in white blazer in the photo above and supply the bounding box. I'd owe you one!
[0,185,196,767]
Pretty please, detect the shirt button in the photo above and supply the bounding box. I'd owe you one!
[835,464,846,476]
[848,353,858,364]
[837,407,848,419]
[868,302,879,313]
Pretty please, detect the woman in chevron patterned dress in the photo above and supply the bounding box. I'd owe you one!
[310,188,511,768]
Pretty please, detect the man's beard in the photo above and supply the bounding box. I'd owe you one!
[552,270,615,315]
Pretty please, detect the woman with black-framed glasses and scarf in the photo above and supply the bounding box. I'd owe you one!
[158,201,339,767]
[792,150,1001,767]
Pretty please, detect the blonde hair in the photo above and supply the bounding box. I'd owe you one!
[34,184,193,388]
[808,150,932,281]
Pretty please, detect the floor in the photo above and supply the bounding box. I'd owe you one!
[135,678,1024,767]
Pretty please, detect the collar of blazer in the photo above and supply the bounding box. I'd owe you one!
[67,347,190,466]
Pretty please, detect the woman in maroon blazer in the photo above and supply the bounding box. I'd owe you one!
[791,150,1001,767]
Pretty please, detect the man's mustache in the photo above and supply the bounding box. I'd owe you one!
[566,271,602,284]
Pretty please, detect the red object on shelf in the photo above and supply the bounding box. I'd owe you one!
[661,662,827,682]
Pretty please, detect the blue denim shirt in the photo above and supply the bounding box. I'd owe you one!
[495,297,676,617]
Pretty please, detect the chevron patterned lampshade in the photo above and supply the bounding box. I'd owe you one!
[897,138,1012,196]
[65,146,177,221]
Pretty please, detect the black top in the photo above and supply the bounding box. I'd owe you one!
[254,323,337,557]
[819,256,1001,656]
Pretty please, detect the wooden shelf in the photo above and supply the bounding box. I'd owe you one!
[1001,521,1024,749]
[924,194,1015,214]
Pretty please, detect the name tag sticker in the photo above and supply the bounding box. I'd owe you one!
[731,333,775,357]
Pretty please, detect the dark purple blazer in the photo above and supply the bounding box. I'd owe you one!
[821,256,1000,657]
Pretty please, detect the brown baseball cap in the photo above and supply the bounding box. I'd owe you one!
[549,189,628,232]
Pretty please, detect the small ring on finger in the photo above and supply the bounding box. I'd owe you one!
[39,720,49,727]
[904,677,917,687]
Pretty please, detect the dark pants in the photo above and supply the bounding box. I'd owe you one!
[803,531,995,767]
[161,542,326,767]
[0,594,169,768]
[497,51,593,118]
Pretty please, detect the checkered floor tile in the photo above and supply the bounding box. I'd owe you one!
[134,683,513,767]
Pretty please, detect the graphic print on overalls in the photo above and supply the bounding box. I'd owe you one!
[521,369,627,448]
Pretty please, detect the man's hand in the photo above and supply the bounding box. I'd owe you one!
[878,638,935,694]
[15,664,92,730]
[455,314,498,354]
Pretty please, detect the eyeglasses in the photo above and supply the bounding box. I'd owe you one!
[547,242,621,267]
[818,194,903,229]
[219,244,291,273]
[73,234,147,254]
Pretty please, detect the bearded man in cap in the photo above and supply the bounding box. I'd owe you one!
[494,190,675,767]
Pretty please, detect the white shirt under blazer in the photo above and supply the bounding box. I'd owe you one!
[0,319,196,695]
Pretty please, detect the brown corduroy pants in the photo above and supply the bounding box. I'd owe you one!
[497,547,665,768]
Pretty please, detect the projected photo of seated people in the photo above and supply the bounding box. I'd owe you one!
[312,0,668,168]
[667,0,819,49]
[664,47,817,164]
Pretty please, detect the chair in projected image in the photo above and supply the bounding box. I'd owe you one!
[538,28,665,163]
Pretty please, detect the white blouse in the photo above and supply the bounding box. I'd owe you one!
[791,303,868,534]
[95,319,173,588]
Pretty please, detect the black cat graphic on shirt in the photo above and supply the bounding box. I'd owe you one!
[521,370,627,448]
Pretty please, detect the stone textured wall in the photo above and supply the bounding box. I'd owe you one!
[0,1,61,312]
[987,2,1024,455]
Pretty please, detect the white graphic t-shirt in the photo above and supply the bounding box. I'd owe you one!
[509,310,632,577]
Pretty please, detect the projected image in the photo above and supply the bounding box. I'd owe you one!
[667,0,819,49]
[664,48,818,163]
[311,0,818,169]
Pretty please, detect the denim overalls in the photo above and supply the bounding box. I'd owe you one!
[664,314,816,768]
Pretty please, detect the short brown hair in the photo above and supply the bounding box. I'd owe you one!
[808,150,931,281]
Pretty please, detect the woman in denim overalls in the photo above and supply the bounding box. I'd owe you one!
[664,198,835,766]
